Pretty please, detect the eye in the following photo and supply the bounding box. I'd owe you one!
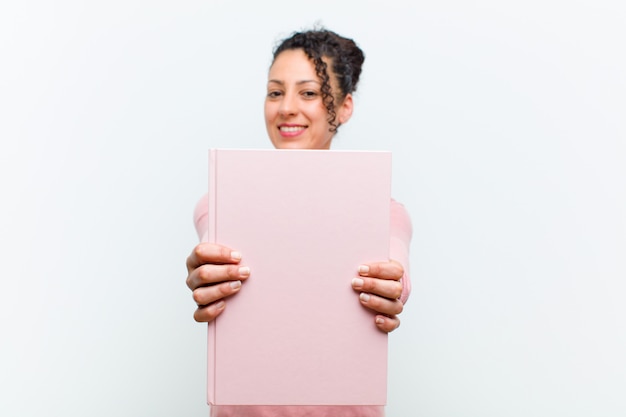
[266,90,283,99]
[301,90,319,99]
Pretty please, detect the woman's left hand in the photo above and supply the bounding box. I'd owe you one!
[351,259,405,333]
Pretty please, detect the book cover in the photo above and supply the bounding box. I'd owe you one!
[207,149,391,405]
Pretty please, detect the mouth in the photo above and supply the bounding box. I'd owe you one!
[278,124,307,137]
[279,125,306,133]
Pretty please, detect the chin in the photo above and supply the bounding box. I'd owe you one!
[271,140,309,150]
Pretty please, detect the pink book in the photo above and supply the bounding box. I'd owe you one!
[207,149,391,406]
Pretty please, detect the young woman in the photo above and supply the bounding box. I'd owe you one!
[186,28,413,417]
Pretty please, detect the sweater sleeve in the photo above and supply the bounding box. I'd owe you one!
[390,199,413,304]
[193,193,209,243]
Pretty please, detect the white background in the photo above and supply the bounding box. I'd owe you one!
[1,1,625,416]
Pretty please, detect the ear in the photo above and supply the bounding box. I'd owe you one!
[337,93,354,125]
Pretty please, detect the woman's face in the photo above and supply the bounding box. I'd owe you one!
[264,49,353,150]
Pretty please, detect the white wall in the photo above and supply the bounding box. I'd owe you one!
[1,1,624,416]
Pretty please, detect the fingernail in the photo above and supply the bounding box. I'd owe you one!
[215,301,225,310]
[352,278,364,288]
[359,292,370,302]
[376,317,385,325]
[238,266,250,278]
[230,280,242,289]
[358,265,369,275]
[231,251,242,261]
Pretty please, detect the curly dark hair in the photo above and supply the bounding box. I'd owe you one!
[272,29,365,133]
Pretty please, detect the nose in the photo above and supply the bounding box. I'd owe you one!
[278,92,297,117]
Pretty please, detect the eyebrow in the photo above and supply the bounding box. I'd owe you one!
[267,79,321,86]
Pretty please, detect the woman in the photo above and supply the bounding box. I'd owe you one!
[186,28,413,417]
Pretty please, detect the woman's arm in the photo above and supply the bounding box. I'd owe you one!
[186,194,250,322]
[351,199,413,333]
[186,243,250,322]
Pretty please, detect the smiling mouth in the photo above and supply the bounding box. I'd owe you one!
[279,125,306,132]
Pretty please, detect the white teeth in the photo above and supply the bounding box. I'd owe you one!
[279,126,305,132]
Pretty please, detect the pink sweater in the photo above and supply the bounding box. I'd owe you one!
[193,195,413,417]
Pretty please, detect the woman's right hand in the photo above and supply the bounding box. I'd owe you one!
[185,243,250,322]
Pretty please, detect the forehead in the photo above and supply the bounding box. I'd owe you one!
[268,49,319,81]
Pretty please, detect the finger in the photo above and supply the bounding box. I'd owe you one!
[193,300,226,323]
[192,280,243,306]
[352,276,403,300]
[358,292,404,316]
[358,260,404,281]
[375,315,401,333]
[186,263,250,291]
[186,243,242,272]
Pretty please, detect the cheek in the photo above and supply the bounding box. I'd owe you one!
[264,98,280,113]
[305,103,326,124]
[264,102,272,120]
[264,104,277,130]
